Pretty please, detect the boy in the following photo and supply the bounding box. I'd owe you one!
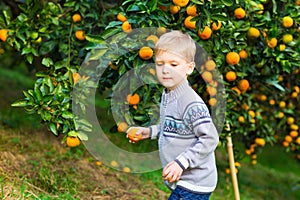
[127,30,219,200]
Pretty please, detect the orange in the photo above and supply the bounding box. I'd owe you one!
[247,27,260,38]
[239,49,248,59]
[294,86,300,93]
[255,138,266,147]
[72,72,81,84]
[72,13,81,23]
[211,20,222,31]
[127,93,140,105]
[127,127,142,142]
[279,44,286,51]
[170,5,180,14]
[157,27,167,35]
[287,117,295,125]
[296,0,300,6]
[139,46,153,60]
[282,34,293,44]
[110,160,119,167]
[0,29,9,42]
[248,110,255,118]
[66,136,81,147]
[251,159,257,165]
[285,135,293,143]
[238,116,245,123]
[267,38,277,48]
[282,16,293,28]
[277,111,284,119]
[290,124,299,131]
[238,79,250,91]
[198,26,212,40]
[201,71,213,83]
[122,21,132,33]
[279,101,286,108]
[225,71,237,82]
[186,5,198,16]
[231,86,241,95]
[226,52,240,65]
[117,13,127,22]
[173,0,189,7]
[256,4,264,14]
[146,35,159,44]
[109,61,118,70]
[296,137,300,145]
[184,16,196,29]
[234,7,246,19]
[208,98,217,106]
[205,60,216,71]
[149,68,156,75]
[269,99,275,105]
[290,131,298,138]
[206,86,217,96]
[122,167,131,173]
[75,30,85,41]
[117,122,128,133]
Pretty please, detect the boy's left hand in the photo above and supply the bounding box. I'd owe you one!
[162,161,183,183]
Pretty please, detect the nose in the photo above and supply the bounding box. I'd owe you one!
[162,65,170,74]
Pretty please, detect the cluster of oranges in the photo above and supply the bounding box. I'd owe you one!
[72,13,86,41]
[245,138,266,165]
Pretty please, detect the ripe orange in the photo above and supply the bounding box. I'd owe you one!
[72,13,81,23]
[234,7,246,19]
[184,16,196,29]
[226,52,240,65]
[170,5,180,14]
[269,99,275,105]
[117,13,127,22]
[239,49,248,59]
[157,27,167,35]
[290,124,299,131]
[279,44,286,51]
[173,0,189,7]
[139,46,153,60]
[75,30,85,41]
[127,127,142,142]
[110,160,119,167]
[279,101,286,108]
[238,116,245,123]
[186,5,197,16]
[296,137,300,145]
[287,117,295,125]
[267,38,277,48]
[123,167,131,173]
[247,27,260,38]
[255,138,266,147]
[296,0,300,6]
[66,136,81,147]
[248,110,255,118]
[149,68,156,75]
[238,79,250,91]
[211,20,222,31]
[127,93,140,105]
[231,86,241,95]
[146,35,159,44]
[225,71,237,82]
[117,122,128,133]
[290,131,298,138]
[206,86,217,96]
[72,72,81,84]
[282,16,293,28]
[201,71,213,83]
[285,135,293,143]
[205,60,216,71]
[282,34,293,44]
[122,21,132,33]
[198,26,212,40]
[0,29,9,42]
[208,98,217,107]
[277,111,284,119]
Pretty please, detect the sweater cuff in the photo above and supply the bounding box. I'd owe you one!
[175,155,189,170]
[149,125,159,139]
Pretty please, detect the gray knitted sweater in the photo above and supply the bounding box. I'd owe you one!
[149,80,219,193]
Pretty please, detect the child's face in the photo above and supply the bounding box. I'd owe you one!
[155,51,194,91]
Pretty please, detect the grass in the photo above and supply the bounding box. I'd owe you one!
[0,63,300,199]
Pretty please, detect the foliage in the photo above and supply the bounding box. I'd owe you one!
[1,0,300,162]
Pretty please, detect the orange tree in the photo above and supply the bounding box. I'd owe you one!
[1,0,300,161]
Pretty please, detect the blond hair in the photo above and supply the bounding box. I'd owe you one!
[154,30,196,62]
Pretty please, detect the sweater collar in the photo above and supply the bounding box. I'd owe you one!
[163,80,190,102]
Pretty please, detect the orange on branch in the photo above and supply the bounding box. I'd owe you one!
[0,29,9,42]
[198,26,212,40]
[117,13,127,22]
[234,7,246,19]
[247,27,260,38]
[146,35,159,44]
[72,72,81,84]
[184,16,196,29]
[226,52,240,65]
[211,20,222,31]
[122,21,132,33]
[173,0,189,7]
[75,30,85,41]
[139,46,153,60]
[201,71,213,83]
[225,71,237,82]
[205,60,216,71]
[72,13,81,23]
[282,16,293,28]
[239,49,248,59]
[238,79,250,91]
[170,5,180,14]
[186,5,198,16]
[267,38,277,48]
[66,136,81,148]
[127,93,140,105]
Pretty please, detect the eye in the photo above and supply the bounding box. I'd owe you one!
[156,62,164,66]
[171,62,178,67]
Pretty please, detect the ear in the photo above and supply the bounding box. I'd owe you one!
[186,62,195,75]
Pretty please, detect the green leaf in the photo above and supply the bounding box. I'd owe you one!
[220,0,233,6]
[42,58,54,67]
[49,123,58,135]
[11,99,28,107]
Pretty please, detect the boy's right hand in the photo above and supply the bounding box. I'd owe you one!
[126,127,150,143]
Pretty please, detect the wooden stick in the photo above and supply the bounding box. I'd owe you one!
[226,135,240,200]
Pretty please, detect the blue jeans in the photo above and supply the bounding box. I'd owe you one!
[168,186,211,200]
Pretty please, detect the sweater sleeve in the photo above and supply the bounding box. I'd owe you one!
[149,124,160,139]
[175,102,219,170]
